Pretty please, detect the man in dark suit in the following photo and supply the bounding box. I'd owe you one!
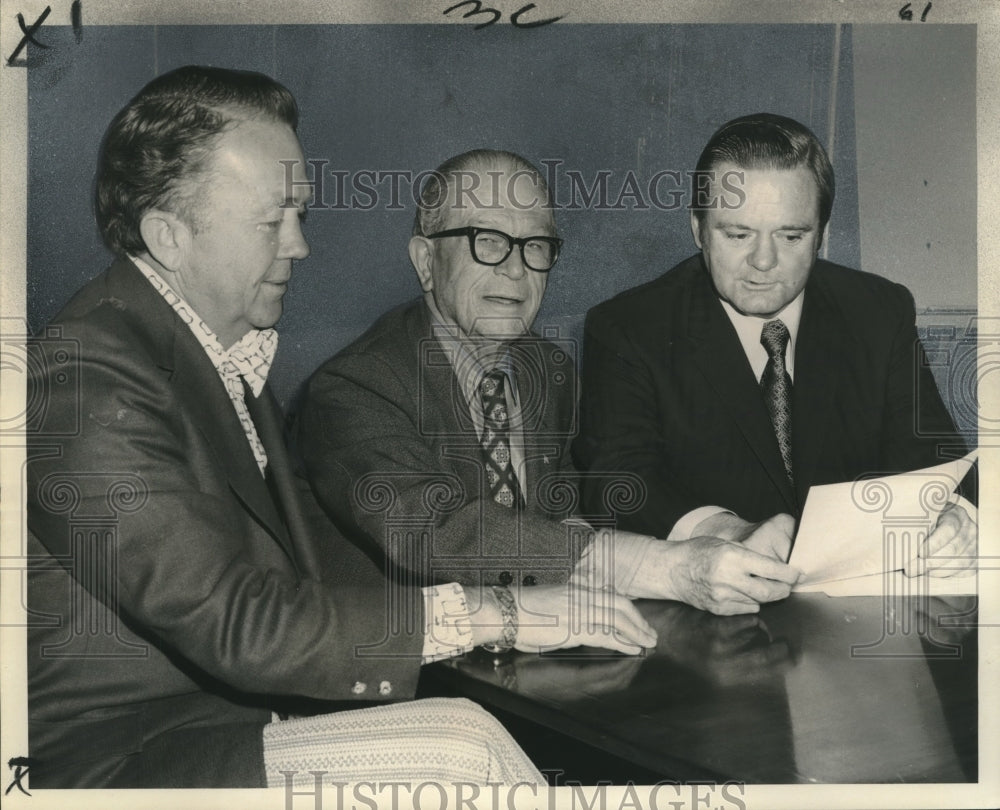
[25,68,655,789]
[298,150,796,610]
[574,113,976,615]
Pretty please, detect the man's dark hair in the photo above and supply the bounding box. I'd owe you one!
[412,149,553,238]
[691,112,835,232]
[96,65,299,256]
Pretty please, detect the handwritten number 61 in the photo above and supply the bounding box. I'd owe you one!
[444,1,564,30]
[899,2,932,21]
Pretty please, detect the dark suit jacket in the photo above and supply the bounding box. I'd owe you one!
[574,254,968,537]
[298,298,584,587]
[26,258,424,788]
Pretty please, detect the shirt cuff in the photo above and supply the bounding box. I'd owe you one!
[667,505,733,541]
[421,582,475,664]
[569,526,654,596]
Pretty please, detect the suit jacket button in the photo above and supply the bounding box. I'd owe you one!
[498,571,513,586]
[378,681,392,696]
[351,681,367,695]
[522,575,537,586]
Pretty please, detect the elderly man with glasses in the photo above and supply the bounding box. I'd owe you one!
[298,149,793,622]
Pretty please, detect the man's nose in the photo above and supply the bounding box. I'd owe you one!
[749,236,777,272]
[495,245,527,279]
[282,218,310,261]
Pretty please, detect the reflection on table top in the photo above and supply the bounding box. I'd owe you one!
[431,593,978,783]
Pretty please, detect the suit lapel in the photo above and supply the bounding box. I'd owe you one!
[411,303,486,501]
[686,265,797,512]
[510,338,565,511]
[420,336,478,439]
[243,385,313,573]
[107,259,292,554]
[791,271,843,501]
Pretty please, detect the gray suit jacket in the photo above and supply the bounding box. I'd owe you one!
[298,298,589,587]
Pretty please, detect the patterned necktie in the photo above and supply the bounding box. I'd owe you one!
[760,319,794,485]
[479,369,521,508]
[217,329,279,475]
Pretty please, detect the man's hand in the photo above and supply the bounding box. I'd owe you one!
[624,510,801,614]
[467,583,656,655]
[904,501,977,578]
[514,585,658,655]
[695,511,796,562]
[665,537,801,615]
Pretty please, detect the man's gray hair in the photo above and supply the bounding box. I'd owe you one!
[412,149,553,237]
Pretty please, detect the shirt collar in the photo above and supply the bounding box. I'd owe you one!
[423,292,516,408]
[719,290,804,381]
[130,255,278,395]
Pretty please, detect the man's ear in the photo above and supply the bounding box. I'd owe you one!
[817,223,829,254]
[138,209,189,272]
[408,235,435,293]
[689,211,703,249]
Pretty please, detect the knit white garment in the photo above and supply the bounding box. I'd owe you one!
[263,697,544,786]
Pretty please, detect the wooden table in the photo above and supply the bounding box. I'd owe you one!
[422,593,978,783]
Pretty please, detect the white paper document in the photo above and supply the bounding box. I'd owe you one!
[789,450,978,596]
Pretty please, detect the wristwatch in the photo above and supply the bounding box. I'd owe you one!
[481,583,518,654]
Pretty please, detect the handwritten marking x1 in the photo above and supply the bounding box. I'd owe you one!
[5,757,38,797]
[7,6,52,66]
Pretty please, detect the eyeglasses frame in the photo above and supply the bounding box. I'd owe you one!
[424,226,563,272]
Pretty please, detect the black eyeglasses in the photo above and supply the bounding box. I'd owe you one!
[425,227,563,272]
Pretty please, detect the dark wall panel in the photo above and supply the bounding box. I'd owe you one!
[28,24,858,408]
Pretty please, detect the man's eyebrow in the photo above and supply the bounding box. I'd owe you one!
[712,222,815,232]
[277,191,313,208]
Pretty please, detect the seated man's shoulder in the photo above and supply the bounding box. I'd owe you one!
[27,270,185,456]
[305,297,424,393]
[585,253,702,334]
[811,259,915,314]
[33,268,170,390]
[320,297,424,361]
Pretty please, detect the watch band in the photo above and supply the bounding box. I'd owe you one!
[481,584,518,653]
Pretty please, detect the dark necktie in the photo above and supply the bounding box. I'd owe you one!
[760,319,794,485]
[479,369,521,508]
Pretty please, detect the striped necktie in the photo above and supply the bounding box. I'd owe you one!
[760,319,794,485]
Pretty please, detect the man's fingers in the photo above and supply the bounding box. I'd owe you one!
[740,513,795,560]
[595,631,649,656]
[923,529,978,577]
[576,608,655,655]
[738,573,795,604]
[604,598,658,649]
[527,589,658,654]
[739,548,802,586]
[906,506,977,577]
[709,599,762,616]
[671,537,798,614]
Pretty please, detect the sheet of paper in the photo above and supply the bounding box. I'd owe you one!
[789,450,977,590]
[794,569,977,597]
